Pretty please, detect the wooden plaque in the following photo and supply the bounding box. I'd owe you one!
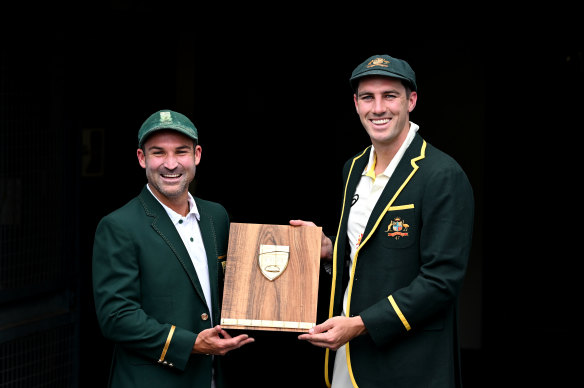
[220,223,321,332]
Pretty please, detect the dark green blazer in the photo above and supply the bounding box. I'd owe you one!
[92,186,229,388]
[326,134,474,388]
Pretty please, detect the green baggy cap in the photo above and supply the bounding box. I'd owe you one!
[350,54,417,92]
[138,109,198,147]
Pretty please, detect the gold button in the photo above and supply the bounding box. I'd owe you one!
[201,313,209,321]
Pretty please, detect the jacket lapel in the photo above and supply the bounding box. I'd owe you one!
[138,186,207,305]
[195,199,220,320]
[361,134,426,243]
[331,147,371,315]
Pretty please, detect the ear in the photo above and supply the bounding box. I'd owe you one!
[194,145,202,166]
[137,148,146,168]
[408,91,418,112]
[353,93,360,113]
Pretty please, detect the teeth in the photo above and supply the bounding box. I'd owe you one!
[372,119,390,124]
[162,174,180,178]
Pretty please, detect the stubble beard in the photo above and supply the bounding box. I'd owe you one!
[146,166,195,200]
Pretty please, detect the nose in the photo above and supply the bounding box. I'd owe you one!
[373,96,385,114]
[163,153,179,170]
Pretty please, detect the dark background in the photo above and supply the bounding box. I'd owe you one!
[1,12,580,388]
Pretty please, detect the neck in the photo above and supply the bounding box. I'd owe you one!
[372,123,411,174]
[166,198,189,217]
[148,184,190,216]
[372,142,401,174]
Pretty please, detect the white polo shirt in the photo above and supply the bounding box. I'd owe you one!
[332,122,419,388]
[146,185,213,324]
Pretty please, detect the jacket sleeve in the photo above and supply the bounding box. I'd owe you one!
[359,162,475,346]
[92,215,197,371]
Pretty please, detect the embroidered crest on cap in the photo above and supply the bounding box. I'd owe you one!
[367,58,390,68]
[159,111,172,123]
[384,217,409,240]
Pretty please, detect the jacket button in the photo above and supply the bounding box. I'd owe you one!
[201,313,209,321]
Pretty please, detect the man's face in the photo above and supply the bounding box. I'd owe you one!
[137,130,201,202]
[354,76,417,148]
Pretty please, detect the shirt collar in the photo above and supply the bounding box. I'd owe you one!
[146,184,200,223]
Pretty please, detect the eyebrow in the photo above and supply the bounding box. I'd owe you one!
[358,89,401,98]
[147,144,193,152]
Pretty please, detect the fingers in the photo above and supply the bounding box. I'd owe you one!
[297,321,334,348]
[234,335,255,348]
[216,325,254,346]
[216,326,232,339]
[297,317,356,351]
[310,320,332,335]
[193,326,254,356]
[290,220,333,259]
[289,219,317,227]
[215,333,254,355]
[297,332,341,350]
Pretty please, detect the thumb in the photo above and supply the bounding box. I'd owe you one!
[310,320,333,334]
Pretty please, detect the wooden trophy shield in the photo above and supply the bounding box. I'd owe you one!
[220,223,322,332]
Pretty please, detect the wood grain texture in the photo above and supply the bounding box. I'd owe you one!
[221,223,321,332]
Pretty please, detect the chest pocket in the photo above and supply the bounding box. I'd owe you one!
[378,204,416,249]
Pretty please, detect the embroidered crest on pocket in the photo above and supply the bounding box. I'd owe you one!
[384,217,410,240]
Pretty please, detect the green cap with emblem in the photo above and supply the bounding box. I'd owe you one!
[350,54,417,92]
[138,109,198,147]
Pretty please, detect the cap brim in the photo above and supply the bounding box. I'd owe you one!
[350,69,414,90]
[139,125,198,147]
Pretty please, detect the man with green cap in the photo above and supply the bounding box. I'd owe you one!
[92,109,254,388]
[293,54,474,387]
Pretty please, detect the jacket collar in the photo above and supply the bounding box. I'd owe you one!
[362,134,426,238]
[338,133,427,250]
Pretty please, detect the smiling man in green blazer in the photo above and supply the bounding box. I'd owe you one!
[92,109,254,388]
[293,55,474,387]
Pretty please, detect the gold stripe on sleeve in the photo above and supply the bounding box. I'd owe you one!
[388,295,411,331]
[159,325,176,362]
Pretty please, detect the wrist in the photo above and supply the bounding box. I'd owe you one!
[352,316,367,336]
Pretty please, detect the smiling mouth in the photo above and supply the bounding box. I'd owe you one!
[371,118,390,125]
[161,173,182,179]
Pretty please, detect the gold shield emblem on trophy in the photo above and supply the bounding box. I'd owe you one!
[258,244,290,281]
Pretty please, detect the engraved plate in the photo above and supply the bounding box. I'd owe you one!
[221,317,315,331]
[221,318,237,325]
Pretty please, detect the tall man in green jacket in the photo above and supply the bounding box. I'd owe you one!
[92,109,254,388]
[293,54,474,387]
